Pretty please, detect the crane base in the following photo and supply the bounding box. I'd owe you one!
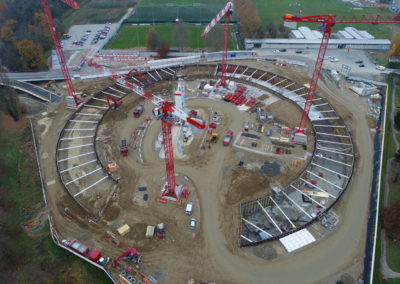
[160,182,184,202]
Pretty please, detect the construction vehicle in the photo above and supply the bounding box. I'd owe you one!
[62,239,90,257]
[106,96,122,110]
[44,80,56,89]
[222,130,233,146]
[283,13,400,144]
[120,140,128,156]
[133,104,144,118]
[113,248,141,268]
[209,132,218,143]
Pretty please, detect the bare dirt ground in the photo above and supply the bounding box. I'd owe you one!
[36,60,376,283]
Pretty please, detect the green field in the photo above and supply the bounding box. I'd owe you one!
[0,121,109,283]
[63,0,138,27]
[105,24,239,50]
[250,0,400,40]
[128,4,229,23]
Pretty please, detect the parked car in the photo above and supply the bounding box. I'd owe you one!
[295,50,302,54]
[222,130,234,146]
[190,218,196,230]
[359,64,365,67]
[376,65,385,71]
[279,49,287,52]
[355,60,363,64]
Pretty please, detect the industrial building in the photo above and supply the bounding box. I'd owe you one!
[252,26,384,50]
[245,38,390,50]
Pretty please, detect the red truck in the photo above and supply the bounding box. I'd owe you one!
[133,104,144,118]
[121,139,128,156]
[62,239,90,257]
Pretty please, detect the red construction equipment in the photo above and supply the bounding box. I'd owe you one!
[283,13,400,141]
[152,100,205,201]
[201,1,234,87]
[113,248,141,267]
[106,96,122,110]
[127,68,153,88]
[40,0,83,108]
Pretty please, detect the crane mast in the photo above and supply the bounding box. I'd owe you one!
[201,1,234,87]
[40,0,83,108]
[283,13,400,140]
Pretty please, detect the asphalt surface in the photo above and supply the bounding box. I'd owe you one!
[256,48,391,79]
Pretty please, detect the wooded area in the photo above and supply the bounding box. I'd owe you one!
[0,0,68,71]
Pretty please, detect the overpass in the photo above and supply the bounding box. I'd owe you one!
[1,79,61,103]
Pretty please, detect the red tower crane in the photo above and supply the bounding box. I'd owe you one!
[153,98,205,201]
[283,13,400,142]
[40,0,83,108]
[201,1,234,87]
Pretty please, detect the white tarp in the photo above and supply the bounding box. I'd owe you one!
[279,228,316,253]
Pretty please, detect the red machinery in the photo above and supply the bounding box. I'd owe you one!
[40,0,83,108]
[283,13,400,142]
[106,96,122,110]
[127,68,153,88]
[153,101,205,201]
[113,248,140,267]
[201,1,234,87]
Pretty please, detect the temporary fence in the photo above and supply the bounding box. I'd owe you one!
[365,84,388,284]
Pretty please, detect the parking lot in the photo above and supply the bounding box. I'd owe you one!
[257,48,389,79]
[62,23,119,52]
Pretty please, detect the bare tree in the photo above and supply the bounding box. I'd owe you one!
[146,27,159,51]
[157,40,170,58]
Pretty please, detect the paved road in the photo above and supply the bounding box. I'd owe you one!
[381,83,400,279]
[0,79,61,103]
[256,48,391,79]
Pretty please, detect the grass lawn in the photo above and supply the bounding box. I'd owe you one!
[105,23,239,50]
[250,0,400,40]
[387,240,400,273]
[63,0,138,27]
[0,120,109,283]
[395,78,400,108]
[370,52,390,67]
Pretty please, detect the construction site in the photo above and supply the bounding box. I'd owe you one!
[2,1,395,284]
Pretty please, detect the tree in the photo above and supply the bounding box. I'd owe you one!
[1,20,16,43]
[395,149,400,162]
[389,37,400,57]
[16,39,45,71]
[395,111,400,130]
[382,201,400,240]
[172,21,190,50]
[279,23,290,38]
[0,67,21,121]
[157,40,170,59]
[267,22,278,38]
[28,13,52,51]
[146,27,159,51]
[235,0,263,38]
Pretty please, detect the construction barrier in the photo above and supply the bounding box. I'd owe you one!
[363,84,387,284]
